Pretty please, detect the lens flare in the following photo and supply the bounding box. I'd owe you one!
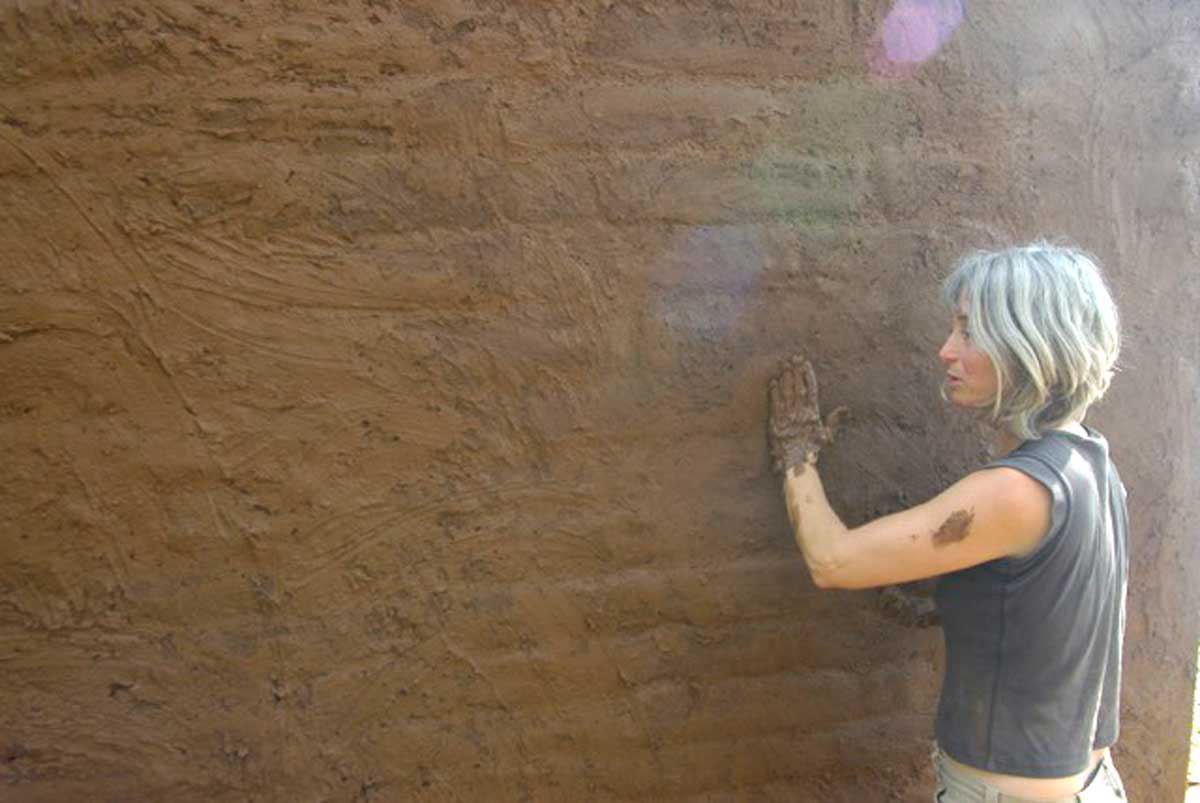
[656,225,764,345]
[869,0,964,78]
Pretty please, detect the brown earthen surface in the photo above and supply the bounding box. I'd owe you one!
[2,2,1198,801]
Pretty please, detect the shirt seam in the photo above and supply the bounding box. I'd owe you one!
[983,579,1007,767]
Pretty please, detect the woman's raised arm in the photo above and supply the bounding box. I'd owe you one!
[769,355,1051,590]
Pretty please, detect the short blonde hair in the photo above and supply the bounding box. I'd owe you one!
[941,242,1121,441]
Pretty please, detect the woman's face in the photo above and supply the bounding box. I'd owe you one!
[938,303,998,409]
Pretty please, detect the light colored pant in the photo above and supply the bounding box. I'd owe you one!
[932,745,1127,802]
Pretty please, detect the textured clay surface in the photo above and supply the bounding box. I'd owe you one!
[2,2,1198,801]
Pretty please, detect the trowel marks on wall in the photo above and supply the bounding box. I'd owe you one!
[870,0,965,77]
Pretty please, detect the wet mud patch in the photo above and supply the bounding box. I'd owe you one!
[932,508,974,548]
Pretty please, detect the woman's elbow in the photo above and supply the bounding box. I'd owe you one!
[811,564,876,590]
[809,563,843,589]
[811,571,836,589]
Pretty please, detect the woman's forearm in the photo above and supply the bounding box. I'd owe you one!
[783,460,850,587]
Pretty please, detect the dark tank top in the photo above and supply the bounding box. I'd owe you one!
[933,426,1129,777]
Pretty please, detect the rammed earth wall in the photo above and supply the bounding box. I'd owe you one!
[1,2,1197,801]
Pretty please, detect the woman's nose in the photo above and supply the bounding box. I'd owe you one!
[938,335,955,365]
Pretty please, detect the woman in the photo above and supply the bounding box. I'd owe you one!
[768,243,1129,802]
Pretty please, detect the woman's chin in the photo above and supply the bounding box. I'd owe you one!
[945,388,989,410]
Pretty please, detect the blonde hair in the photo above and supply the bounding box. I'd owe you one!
[941,242,1121,441]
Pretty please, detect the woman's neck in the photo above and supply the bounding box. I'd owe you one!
[987,419,1086,458]
[988,428,1021,458]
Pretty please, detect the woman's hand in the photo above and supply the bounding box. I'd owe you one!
[767,354,848,475]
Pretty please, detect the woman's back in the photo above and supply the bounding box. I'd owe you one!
[935,426,1129,781]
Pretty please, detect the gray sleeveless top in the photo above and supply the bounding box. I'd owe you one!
[933,426,1129,777]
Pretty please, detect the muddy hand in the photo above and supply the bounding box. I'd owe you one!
[767,354,848,474]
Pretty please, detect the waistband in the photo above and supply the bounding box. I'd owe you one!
[931,744,1107,803]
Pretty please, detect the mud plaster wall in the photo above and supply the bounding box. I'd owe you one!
[1,2,1198,801]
